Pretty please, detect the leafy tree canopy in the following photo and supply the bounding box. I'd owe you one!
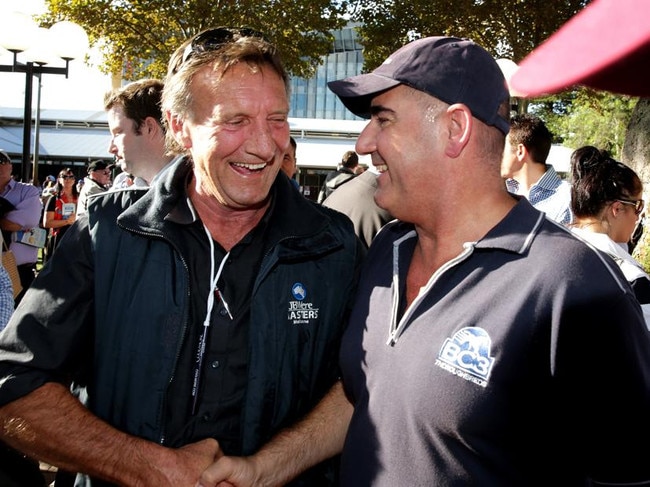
[531,90,638,159]
[347,0,589,71]
[43,0,349,80]
[43,0,636,162]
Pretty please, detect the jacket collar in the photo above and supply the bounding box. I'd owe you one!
[119,156,340,248]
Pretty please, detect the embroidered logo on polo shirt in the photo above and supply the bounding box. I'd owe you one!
[435,327,495,387]
[287,282,319,324]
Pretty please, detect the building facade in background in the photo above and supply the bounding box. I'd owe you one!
[290,23,364,121]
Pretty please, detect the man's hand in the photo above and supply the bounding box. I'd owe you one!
[197,455,259,487]
[0,384,225,487]
[151,438,225,487]
[197,382,353,487]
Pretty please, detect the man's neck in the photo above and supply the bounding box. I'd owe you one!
[513,162,547,193]
[137,155,175,185]
[405,189,517,306]
[188,180,270,251]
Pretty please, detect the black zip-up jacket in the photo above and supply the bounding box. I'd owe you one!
[0,157,363,485]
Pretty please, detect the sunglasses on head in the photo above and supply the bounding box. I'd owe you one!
[181,27,267,66]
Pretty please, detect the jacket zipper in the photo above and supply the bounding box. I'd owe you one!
[117,221,191,445]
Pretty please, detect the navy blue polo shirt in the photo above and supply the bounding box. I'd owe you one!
[340,198,650,485]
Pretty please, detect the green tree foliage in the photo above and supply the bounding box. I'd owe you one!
[347,0,588,71]
[345,1,634,165]
[43,0,349,80]
[530,90,638,159]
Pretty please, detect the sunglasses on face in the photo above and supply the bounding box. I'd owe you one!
[181,27,267,66]
[616,198,645,216]
[59,175,75,180]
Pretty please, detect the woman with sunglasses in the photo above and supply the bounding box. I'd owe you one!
[42,168,79,260]
[569,145,650,306]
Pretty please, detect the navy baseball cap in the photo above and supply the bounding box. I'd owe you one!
[87,160,114,172]
[0,150,11,164]
[328,36,510,135]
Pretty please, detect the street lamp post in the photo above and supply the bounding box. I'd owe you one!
[0,12,88,184]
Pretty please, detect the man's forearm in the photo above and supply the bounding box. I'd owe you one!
[199,380,353,487]
[0,218,21,232]
[253,381,352,484]
[0,382,219,486]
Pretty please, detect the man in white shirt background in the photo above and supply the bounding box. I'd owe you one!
[501,114,572,225]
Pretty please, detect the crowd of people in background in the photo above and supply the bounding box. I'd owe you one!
[0,0,649,484]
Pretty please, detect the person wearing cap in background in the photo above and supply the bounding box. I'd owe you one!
[198,35,650,487]
[76,160,114,216]
[41,174,57,199]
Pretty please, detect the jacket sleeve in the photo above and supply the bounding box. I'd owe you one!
[0,216,95,406]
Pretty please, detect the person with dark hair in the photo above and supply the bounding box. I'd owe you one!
[105,78,174,189]
[501,114,572,224]
[569,145,650,308]
[42,167,79,258]
[199,35,650,486]
[76,160,114,216]
[0,27,361,486]
[281,136,300,190]
[317,150,359,203]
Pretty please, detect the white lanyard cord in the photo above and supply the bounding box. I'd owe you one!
[192,223,231,414]
[203,223,231,326]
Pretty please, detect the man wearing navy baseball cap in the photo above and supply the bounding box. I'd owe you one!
[326,35,650,486]
[195,36,650,486]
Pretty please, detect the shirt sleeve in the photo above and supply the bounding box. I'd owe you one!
[557,288,650,482]
[5,187,42,230]
[0,264,14,332]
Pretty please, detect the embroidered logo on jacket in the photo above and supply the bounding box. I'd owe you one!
[287,282,319,324]
[435,327,494,387]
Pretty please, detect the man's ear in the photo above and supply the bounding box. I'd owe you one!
[166,111,191,149]
[444,104,472,158]
[515,143,527,162]
[142,116,161,137]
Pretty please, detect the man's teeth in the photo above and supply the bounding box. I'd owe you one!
[376,164,388,173]
[233,162,266,170]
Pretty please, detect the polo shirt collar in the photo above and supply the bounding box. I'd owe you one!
[474,197,547,255]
